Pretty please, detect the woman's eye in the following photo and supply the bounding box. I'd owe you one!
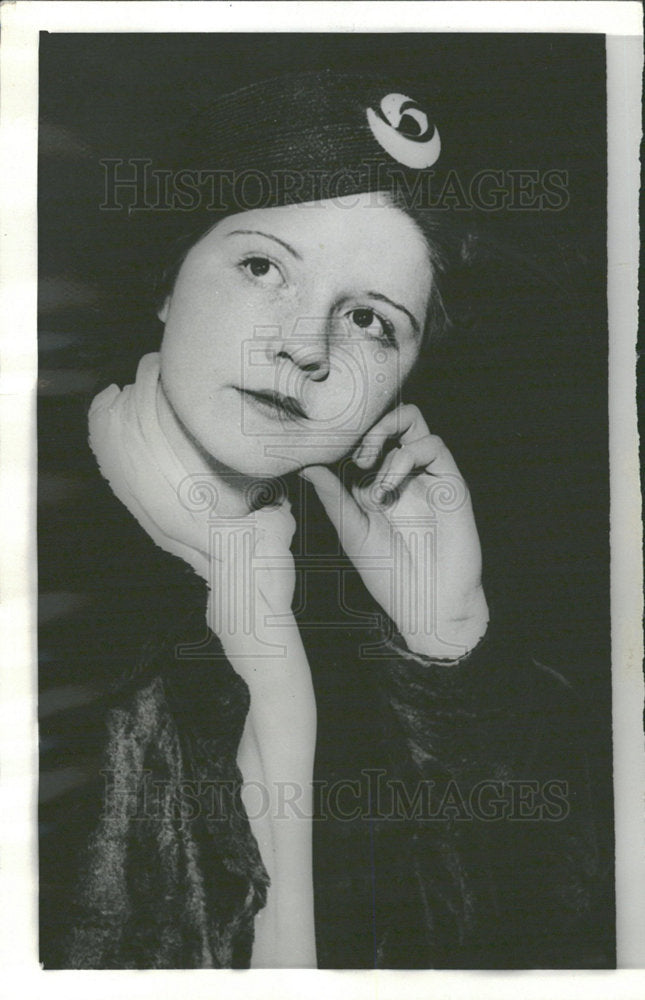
[240,256,283,287]
[348,308,396,346]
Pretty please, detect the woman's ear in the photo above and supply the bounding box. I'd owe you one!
[157,296,171,324]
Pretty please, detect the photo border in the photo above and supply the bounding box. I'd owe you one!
[1,3,642,998]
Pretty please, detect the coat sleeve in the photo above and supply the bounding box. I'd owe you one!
[372,624,614,968]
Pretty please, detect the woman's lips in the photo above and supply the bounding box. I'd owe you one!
[237,387,308,421]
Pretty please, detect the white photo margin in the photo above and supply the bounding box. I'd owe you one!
[0,3,642,998]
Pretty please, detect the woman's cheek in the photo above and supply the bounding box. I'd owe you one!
[362,361,401,415]
[305,351,399,433]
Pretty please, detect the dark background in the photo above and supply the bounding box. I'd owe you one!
[38,30,613,917]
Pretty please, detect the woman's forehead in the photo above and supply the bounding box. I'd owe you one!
[210,196,431,268]
[220,194,417,232]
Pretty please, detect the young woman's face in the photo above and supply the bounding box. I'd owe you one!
[159,193,433,477]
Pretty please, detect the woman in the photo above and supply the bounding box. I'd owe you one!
[39,70,606,969]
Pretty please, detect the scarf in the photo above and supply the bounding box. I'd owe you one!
[88,352,317,967]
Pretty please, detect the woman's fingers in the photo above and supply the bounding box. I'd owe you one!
[306,406,468,539]
[354,405,464,508]
[369,446,416,500]
[353,404,418,467]
[354,404,460,479]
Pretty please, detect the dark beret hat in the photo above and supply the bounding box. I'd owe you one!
[118,67,466,223]
[108,69,475,310]
[166,68,445,208]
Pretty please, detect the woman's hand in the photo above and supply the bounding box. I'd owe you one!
[300,404,489,660]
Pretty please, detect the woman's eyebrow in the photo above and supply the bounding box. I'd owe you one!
[366,291,420,336]
[225,229,303,260]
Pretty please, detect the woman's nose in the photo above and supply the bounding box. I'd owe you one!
[272,319,331,382]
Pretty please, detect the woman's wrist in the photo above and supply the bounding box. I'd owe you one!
[396,587,489,663]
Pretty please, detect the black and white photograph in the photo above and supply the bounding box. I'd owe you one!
[35,28,619,971]
[0,3,641,989]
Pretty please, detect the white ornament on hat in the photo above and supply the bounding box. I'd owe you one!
[366,92,441,169]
